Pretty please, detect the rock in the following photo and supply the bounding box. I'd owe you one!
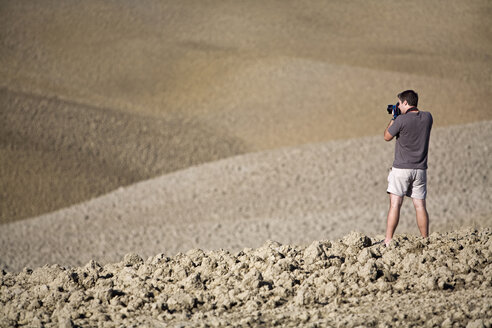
[123,253,144,268]
[359,259,378,282]
[166,292,195,312]
[183,272,204,290]
[241,269,263,289]
[151,253,169,266]
[303,240,328,264]
[185,249,206,265]
[342,232,372,249]
[58,317,73,328]
[466,319,485,328]
[294,285,315,306]
[84,260,102,271]
[357,248,374,265]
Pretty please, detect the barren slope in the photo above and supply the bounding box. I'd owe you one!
[1,0,491,221]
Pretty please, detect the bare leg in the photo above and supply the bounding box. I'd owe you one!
[412,198,429,237]
[385,194,403,245]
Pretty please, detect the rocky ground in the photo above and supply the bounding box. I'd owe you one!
[1,228,490,327]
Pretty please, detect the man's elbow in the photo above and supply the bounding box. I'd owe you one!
[384,132,394,141]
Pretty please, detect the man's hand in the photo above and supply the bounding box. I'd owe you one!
[392,107,399,120]
[384,120,395,141]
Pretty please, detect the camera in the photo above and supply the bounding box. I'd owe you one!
[387,103,400,118]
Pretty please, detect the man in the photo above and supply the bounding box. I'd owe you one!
[383,90,433,247]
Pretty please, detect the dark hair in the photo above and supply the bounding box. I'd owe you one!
[398,90,418,107]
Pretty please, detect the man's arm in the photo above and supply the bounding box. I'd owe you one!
[384,119,395,141]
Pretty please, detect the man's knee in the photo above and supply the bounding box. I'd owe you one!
[389,194,403,208]
[412,198,426,210]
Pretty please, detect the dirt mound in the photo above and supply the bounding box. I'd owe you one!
[1,228,490,327]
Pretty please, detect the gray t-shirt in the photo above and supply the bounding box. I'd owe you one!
[388,109,433,169]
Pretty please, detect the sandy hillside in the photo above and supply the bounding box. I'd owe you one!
[0,88,247,223]
[1,120,491,272]
[1,228,491,327]
[1,0,492,222]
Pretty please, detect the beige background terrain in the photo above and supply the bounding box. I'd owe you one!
[1,0,491,223]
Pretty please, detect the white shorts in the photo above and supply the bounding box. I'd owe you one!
[387,167,427,199]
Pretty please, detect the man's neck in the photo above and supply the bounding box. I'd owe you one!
[405,107,419,114]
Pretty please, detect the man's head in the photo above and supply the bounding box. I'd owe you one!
[397,90,418,113]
